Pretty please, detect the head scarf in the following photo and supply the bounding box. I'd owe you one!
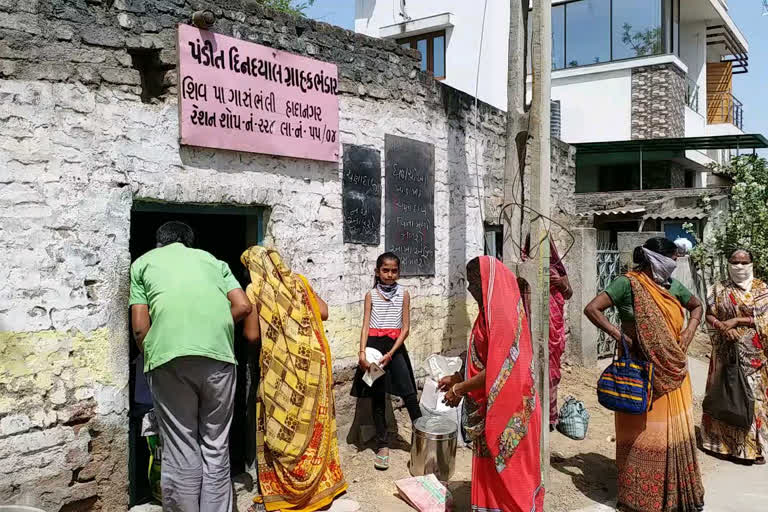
[240,246,347,511]
[550,239,567,277]
[523,234,568,277]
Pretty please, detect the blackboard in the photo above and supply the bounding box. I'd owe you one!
[342,144,381,245]
[385,134,435,276]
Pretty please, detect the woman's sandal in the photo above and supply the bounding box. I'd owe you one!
[374,453,390,470]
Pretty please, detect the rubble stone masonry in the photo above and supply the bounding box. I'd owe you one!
[0,1,574,509]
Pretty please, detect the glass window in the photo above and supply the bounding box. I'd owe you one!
[433,34,445,78]
[566,0,610,68]
[672,0,680,56]
[416,39,428,71]
[612,0,663,60]
[552,5,565,70]
[397,31,446,78]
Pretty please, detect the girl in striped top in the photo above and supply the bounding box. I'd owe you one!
[350,252,421,470]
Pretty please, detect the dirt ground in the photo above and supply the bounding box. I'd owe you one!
[332,332,718,512]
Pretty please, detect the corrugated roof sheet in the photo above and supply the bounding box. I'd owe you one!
[644,207,707,220]
[577,206,646,218]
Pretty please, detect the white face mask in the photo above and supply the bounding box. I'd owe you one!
[728,263,754,290]
[642,248,677,285]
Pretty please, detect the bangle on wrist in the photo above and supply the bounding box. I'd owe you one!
[452,383,463,397]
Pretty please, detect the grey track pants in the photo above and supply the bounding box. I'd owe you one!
[148,356,236,512]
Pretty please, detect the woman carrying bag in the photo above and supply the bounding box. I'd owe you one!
[584,237,705,512]
[701,248,768,465]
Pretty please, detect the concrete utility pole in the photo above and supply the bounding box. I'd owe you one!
[501,0,528,265]
[503,0,552,489]
[527,0,552,490]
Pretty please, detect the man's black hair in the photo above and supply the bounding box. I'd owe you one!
[156,221,195,247]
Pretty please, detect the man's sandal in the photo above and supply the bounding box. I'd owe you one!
[374,454,390,470]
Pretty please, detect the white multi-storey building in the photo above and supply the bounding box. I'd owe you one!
[355,0,765,245]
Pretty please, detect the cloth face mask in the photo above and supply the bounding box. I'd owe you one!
[376,282,399,300]
[642,248,677,285]
[728,263,754,291]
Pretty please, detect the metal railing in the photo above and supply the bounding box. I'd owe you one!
[596,246,621,358]
[708,91,744,130]
[685,76,699,113]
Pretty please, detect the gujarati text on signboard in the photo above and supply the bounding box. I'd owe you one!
[343,145,381,245]
[385,135,435,276]
[177,23,339,162]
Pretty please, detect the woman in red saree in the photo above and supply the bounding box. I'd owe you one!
[549,240,573,428]
[440,256,544,511]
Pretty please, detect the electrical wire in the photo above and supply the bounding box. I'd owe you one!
[498,3,576,265]
[472,0,489,230]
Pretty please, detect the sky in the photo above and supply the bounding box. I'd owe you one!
[305,1,768,139]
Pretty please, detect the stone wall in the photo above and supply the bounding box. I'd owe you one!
[550,138,577,223]
[575,187,730,213]
[630,64,686,139]
[0,1,578,509]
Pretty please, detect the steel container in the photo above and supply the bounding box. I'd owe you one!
[409,416,457,481]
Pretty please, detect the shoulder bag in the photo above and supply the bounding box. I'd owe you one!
[597,335,654,415]
[702,341,754,429]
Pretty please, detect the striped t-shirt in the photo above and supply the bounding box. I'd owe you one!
[369,284,404,330]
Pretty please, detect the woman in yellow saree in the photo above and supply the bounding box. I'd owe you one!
[585,237,705,512]
[241,246,347,512]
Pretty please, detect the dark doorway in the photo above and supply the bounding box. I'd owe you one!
[127,202,264,506]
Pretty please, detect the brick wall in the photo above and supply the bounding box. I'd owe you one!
[575,187,730,213]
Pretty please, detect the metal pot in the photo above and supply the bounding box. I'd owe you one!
[409,416,457,481]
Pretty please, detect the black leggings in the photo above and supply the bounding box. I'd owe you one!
[372,391,421,449]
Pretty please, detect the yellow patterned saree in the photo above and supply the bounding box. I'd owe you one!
[241,246,347,512]
[616,272,704,512]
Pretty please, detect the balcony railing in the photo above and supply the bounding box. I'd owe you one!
[685,77,699,112]
[708,92,743,130]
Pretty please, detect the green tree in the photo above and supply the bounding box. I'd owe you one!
[259,0,315,16]
[686,155,768,279]
[621,23,663,57]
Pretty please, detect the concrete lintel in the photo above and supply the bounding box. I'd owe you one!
[379,13,453,40]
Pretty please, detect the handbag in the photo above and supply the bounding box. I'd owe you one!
[702,342,754,429]
[597,335,654,414]
[556,396,590,440]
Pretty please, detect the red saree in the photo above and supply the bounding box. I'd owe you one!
[463,256,544,511]
[549,240,568,426]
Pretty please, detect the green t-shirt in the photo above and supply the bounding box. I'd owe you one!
[129,243,242,372]
[604,276,692,324]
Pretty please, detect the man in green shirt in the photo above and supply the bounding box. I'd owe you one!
[130,221,252,512]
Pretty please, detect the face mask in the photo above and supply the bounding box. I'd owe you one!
[642,248,677,285]
[728,263,754,290]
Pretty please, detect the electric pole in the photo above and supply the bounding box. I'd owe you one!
[528,0,552,490]
[503,0,552,490]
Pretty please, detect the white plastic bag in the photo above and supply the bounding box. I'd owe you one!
[419,354,465,446]
[362,347,386,387]
[423,354,463,381]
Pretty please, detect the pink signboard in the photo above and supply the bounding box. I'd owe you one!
[177,23,339,162]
